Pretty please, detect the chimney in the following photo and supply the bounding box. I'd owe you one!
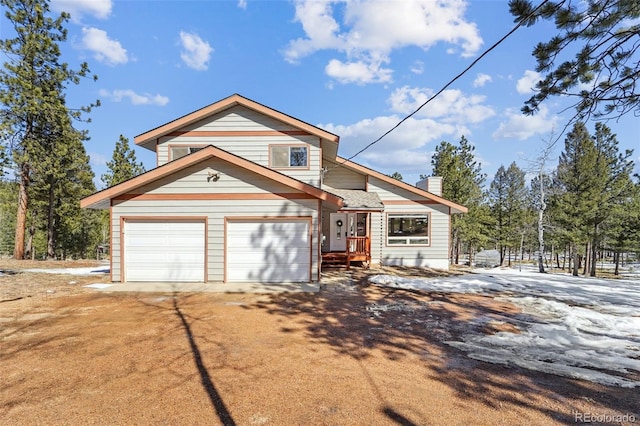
[416,176,442,196]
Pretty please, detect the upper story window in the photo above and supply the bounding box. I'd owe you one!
[387,213,430,245]
[171,146,204,161]
[270,145,308,168]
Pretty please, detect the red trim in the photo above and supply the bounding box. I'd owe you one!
[168,130,311,137]
[134,94,339,147]
[114,193,318,201]
[120,216,208,283]
[224,216,313,283]
[385,212,432,248]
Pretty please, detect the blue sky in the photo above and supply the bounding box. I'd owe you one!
[4,0,639,189]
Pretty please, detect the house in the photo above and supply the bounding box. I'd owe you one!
[81,94,467,284]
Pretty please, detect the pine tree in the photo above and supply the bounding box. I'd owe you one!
[99,135,146,249]
[0,0,98,259]
[551,122,600,276]
[431,136,488,264]
[28,111,98,259]
[101,135,146,188]
[387,171,403,181]
[509,0,640,122]
[489,162,526,266]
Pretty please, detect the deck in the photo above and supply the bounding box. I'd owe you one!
[322,237,370,269]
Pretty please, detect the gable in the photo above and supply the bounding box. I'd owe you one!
[135,94,339,151]
[335,157,467,214]
[81,145,343,209]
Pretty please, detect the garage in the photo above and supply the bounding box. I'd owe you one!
[226,218,311,283]
[123,219,206,282]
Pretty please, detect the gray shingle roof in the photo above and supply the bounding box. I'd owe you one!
[328,189,384,211]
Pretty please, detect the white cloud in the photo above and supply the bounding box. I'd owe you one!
[81,27,128,66]
[410,61,424,75]
[517,70,542,94]
[284,0,482,85]
[388,86,496,124]
[238,0,247,10]
[51,0,112,21]
[492,105,559,141]
[179,31,213,71]
[88,151,108,167]
[473,73,492,87]
[99,89,169,106]
[325,58,392,84]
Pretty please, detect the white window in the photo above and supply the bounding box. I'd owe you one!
[171,146,204,161]
[387,214,429,245]
[270,145,308,168]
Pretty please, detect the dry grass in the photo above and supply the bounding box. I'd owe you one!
[1,263,638,425]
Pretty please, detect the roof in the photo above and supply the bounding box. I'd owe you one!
[134,93,340,149]
[80,145,344,210]
[334,157,468,214]
[328,189,384,211]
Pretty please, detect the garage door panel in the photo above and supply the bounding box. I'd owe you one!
[227,219,311,283]
[124,220,205,282]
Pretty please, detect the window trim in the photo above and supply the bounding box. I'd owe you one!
[268,144,310,169]
[168,144,208,161]
[385,212,431,247]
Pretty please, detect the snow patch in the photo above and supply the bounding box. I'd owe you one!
[370,266,640,388]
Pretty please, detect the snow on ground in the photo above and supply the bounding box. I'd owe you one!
[22,266,110,275]
[370,266,640,388]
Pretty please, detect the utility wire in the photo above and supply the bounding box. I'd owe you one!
[338,0,554,166]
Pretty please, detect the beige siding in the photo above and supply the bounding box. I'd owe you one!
[155,106,322,186]
[367,176,450,269]
[113,199,319,282]
[322,160,366,190]
[111,164,321,282]
[133,159,305,195]
[186,106,300,132]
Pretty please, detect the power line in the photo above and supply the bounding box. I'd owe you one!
[340,0,554,165]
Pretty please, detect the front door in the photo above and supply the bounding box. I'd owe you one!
[329,213,348,251]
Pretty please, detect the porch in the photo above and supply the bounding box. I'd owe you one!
[321,188,384,270]
[322,236,371,270]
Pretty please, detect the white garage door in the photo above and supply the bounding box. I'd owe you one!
[124,219,205,282]
[227,219,311,283]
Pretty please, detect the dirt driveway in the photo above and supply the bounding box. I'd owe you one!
[1,260,638,425]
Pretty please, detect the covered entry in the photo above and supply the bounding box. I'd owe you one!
[226,218,312,283]
[123,218,206,282]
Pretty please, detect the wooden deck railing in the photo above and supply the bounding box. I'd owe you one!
[346,236,371,269]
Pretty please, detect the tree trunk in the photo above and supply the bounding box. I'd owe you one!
[589,243,597,277]
[537,209,545,273]
[46,177,56,259]
[583,242,590,275]
[572,244,579,276]
[13,163,29,260]
[614,251,620,276]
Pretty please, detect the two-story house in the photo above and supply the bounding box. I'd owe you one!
[81,94,467,284]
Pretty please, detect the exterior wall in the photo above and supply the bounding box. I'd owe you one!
[111,160,320,282]
[155,105,323,186]
[368,176,450,270]
[321,160,366,190]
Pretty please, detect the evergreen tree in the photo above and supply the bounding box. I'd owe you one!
[551,122,600,276]
[509,0,640,122]
[489,162,527,266]
[99,135,146,248]
[0,179,17,255]
[387,171,403,182]
[585,123,634,276]
[101,135,146,188]
[431,136,488,264]
[0,0,98,259]
[28,112,98,259]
